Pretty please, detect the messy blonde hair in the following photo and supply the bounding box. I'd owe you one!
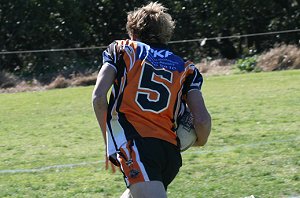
[126,2,175,44]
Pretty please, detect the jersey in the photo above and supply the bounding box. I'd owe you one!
[102,39,203,157]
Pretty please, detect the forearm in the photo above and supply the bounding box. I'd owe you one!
[92,63,116,145]
[193,112,211,146]
[186,90,212,146]
[92,95,108,145]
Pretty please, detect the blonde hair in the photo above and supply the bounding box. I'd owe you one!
[126,2,175,44]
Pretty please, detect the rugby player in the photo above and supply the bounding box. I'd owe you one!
[92,2,211,197]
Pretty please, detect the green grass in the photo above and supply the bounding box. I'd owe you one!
[0,70,299,198]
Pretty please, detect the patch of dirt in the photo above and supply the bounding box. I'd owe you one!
[0,83,45,93]
[196,58,235,76]
[257,44,300,71]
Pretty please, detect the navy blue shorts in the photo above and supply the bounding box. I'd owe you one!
[116,137,182,190]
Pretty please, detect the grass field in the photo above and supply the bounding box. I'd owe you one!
[0,70,299,198]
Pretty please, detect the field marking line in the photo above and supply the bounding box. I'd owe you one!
[0,161,102,174]
[186,137,299,155]
[0,138,298,174]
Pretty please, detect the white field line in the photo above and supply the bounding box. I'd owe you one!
[186,137,299,155]
[0,138,298,174]
[0,161,102,174]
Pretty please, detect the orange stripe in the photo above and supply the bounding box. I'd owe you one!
[118,142,146,185]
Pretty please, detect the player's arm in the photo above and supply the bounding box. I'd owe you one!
[92,63,116,145]
[92,63,116,172]
[186,89,211,146]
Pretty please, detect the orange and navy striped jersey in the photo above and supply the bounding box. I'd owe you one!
[103,39,202,156]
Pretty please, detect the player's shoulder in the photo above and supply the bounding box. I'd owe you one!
[113,39,147,49]
[184,60,196,69]
[109,39,148,56]
[180,59,199,76]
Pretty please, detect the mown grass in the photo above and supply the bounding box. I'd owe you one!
[0,70,299,198]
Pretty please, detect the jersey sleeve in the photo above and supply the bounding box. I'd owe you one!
[182,66,203,95]
[102,41,120,73]
[189,68,203,91]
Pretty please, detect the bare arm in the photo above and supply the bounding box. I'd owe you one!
[186,90,211,146]
[92,63,116,145]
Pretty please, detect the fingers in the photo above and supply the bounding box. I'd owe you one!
[105,155,116,173]
[105,156,109,170]
[111,162,116,173]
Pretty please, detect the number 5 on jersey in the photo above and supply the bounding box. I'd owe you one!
[135,62,173,113]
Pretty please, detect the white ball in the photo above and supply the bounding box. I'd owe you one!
[176,108,197,152]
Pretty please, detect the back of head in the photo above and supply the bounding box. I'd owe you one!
[126,2,175,44]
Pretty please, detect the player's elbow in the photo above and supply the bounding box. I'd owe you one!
[92,92,106,110]
[194,135,209,146]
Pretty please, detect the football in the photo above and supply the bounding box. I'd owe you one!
[176,107,197,152]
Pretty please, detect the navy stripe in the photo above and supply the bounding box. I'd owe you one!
[118,112,141,140]
[106,48,126,151]
[107,93,118,150]
[172,94,180,131]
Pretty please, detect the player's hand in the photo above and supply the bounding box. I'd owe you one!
[105,152,116,173]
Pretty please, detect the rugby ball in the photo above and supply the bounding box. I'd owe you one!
[176,107,197,152]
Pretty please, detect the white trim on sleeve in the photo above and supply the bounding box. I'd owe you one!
[187,89,202,94]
